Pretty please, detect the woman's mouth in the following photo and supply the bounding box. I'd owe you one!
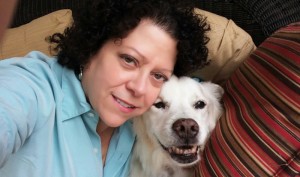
[112,95,137,113]
[115,97,135,108]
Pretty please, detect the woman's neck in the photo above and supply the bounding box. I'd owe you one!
[96,121,115,165]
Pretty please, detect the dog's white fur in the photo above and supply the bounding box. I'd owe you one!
[129,76,224,177]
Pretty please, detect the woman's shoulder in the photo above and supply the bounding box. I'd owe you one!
[0,51,57,68]
[0,51,64,98]
[0,51,62,79]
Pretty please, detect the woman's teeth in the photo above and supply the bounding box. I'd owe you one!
[116,98,135,108]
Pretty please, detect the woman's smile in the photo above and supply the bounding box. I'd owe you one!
[112,94,138,113]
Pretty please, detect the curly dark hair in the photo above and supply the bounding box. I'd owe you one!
[48,0,210,76]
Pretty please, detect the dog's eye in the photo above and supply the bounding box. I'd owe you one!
[194,100,206,109]
[153,101,166,109]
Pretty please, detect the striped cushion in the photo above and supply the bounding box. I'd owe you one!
[199,22,300,176]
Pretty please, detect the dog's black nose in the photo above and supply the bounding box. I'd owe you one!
[172,118,199,138]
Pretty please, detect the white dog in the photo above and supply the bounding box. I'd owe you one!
[129,76,224,177]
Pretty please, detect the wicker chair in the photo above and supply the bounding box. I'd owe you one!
[10,0,300,46]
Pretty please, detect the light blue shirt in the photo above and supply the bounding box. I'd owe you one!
[0,51,135,177]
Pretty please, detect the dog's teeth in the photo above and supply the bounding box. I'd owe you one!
[166,145,200,155]
[192,145,198,153]
[191,146,196,153]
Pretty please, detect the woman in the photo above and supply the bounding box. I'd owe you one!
[0,0,209,176]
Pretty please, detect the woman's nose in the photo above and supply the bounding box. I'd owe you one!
[126,73,148,97]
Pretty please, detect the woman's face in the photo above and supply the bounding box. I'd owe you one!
[82,19,177,128]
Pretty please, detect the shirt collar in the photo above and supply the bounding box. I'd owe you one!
[60,66,92,121]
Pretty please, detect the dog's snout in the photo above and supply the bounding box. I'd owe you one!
[172,118,199,138]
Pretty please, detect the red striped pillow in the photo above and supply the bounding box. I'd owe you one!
[199,22,300,176]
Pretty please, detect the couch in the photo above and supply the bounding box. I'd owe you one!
[0,0,299,176]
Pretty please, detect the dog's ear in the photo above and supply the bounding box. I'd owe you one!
[201,82,224,100]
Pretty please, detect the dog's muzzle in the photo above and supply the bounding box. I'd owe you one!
[160,118,201,164]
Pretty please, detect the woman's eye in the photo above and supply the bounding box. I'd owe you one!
[153,73,168,82]
[120,54,137,66]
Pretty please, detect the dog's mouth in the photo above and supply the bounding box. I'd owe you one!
[162,144,200,164]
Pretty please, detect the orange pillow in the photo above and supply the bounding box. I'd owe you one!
[191,9,256,83]
[0,9,72,59]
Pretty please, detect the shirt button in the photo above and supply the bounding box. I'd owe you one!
[88,112,94,117]
[93,148,99,154]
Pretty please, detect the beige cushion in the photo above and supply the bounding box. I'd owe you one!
[0,8,255,83]
[0,9,72,59]
[191,9,256,83]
